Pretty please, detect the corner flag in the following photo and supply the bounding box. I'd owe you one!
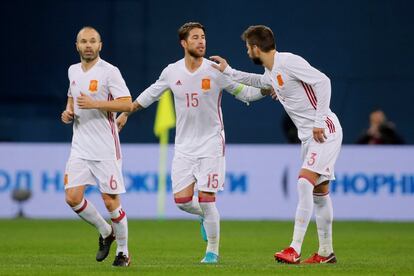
[154,90,175,219]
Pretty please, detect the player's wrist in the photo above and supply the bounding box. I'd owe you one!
[223,65,233,75]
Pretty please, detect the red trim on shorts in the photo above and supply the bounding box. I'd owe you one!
[174,196,193,204]
[75,199,88,213]
[111,209,126,223]
[313,191,330,196]
[298,175,316,186]
[326,117,336,133]
[199,196,216,203]
[325,118,333,133]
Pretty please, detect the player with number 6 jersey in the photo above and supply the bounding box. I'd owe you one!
[61,26,132,267]
[116,22,271,264]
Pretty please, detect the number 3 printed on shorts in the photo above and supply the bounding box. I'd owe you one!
[207,173,219,189]
[307,152,317,166]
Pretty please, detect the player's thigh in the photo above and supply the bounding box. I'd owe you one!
[196,156,225,193]
[90,159,126,195]
[64,157,95,190]
[171,156,197,194]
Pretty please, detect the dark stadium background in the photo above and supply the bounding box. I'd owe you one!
[1,0,412,144]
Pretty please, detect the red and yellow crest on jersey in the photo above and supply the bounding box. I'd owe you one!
[276,74,284,87]
[89,80,98,92]
[201,78,210,91]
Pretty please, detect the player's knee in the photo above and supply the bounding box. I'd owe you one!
[65,193,83,207]
[174,196,192,211]
[102,194,118,211]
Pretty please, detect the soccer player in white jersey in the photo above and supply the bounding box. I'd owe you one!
[116,22,270,264]
[61,26,132,267]
[211,25,342,264]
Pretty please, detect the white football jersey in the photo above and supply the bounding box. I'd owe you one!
[67,58,131,160]
[224,52,342,142]
[137,58,264,158]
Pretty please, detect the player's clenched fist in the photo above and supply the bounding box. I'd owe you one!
[61,110,74,124]
[116,113,128,132]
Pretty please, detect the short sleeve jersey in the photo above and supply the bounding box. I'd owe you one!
[137,58,238,158]
[67,58,131,160]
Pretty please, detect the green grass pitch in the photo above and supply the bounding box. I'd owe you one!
[1,219,413,275]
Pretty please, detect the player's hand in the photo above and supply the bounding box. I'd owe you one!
[313,127,327,143]
[209,55,229,72]
[61,110,74,124]
[261,87,278,101]
[77,92,96,109]
[116,113,128,132]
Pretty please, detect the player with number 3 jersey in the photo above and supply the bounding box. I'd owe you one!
[210,25,342,264]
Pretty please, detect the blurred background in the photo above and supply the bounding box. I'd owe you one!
[0,0,413,220]
[1,0,413,144]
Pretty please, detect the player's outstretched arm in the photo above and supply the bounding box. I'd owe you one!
[77,93,133,112]
[210,55,265,88]
[116,100,144,132]
[220,74,274,104]
[61,97,74,124]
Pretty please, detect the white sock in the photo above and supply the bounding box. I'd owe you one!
[175,196,203,216]
[314,194,334,256]
[290,177,314,254]
[199,199,220,255]
[110,206,128,256]
[72,198,112,238]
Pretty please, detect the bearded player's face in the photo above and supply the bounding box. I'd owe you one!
[183,28,206,58]
[246,42,263,65]
[76,29,102,62]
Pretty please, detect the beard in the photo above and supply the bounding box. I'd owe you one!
[188,48,205,58]
[79,50,99,62]
[251,57,263,65]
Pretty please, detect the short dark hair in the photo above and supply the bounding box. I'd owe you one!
[178,22,205,41]
[241,25,275,52]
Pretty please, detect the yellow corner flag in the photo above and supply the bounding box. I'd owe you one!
[154,90,175,219]
[154,90,176,139]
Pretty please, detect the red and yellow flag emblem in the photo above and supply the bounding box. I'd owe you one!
[89,80,98,92]
[201,78,210,91]
[276,74,284,86]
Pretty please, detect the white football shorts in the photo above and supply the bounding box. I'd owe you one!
[64,157,126,194]
[171,155,225,194]
[301,128,343,185]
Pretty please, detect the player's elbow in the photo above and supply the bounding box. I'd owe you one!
[120,99,134,112]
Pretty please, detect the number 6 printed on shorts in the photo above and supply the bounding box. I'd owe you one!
[109,175,118,190]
